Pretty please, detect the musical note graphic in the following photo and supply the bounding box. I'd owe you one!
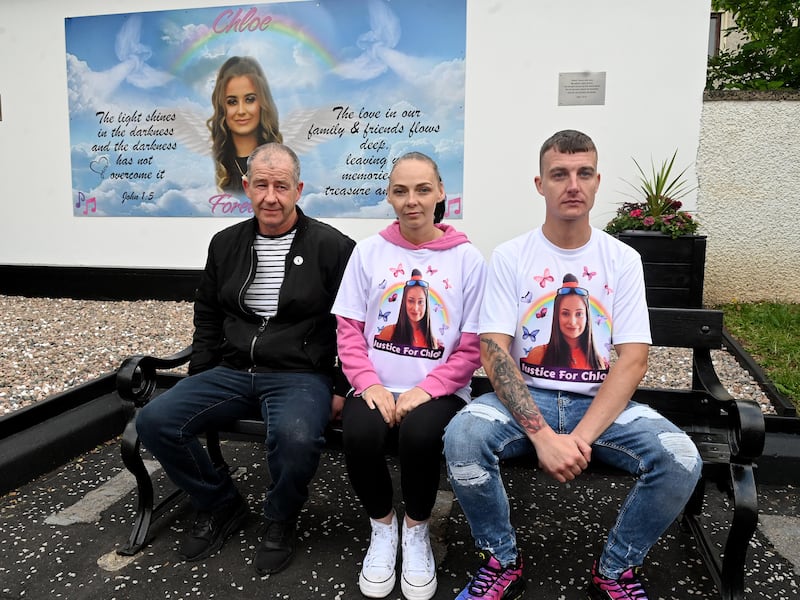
[75,192,97,215]
[443,196,462,218]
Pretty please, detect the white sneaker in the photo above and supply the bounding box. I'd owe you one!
[400,519,437,600]
[358,513,398,598]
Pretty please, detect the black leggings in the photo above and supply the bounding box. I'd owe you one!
[342,392,465,522]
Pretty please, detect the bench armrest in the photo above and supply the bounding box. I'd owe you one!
[116,345,192,407]
[693,347,765,462]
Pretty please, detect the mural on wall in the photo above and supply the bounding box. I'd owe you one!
[65,1,466,218]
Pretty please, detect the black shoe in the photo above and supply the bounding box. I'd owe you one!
[179,493,249,562]
[254,518,297,575]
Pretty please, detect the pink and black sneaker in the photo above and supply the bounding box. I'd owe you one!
[587,559,649,599]
[455,551,525,600]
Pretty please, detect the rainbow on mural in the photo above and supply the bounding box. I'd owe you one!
[65,1,466,218]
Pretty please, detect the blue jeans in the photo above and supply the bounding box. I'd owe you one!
[136,366,332,521]
[443,389,702,579]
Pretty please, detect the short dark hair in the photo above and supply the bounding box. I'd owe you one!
[539,130,597,171]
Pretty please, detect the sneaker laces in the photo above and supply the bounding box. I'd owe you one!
[467,553,509,595]
[263,519,288,543]
[402,522,432,574]
[364,518,397,569]
[594,565,649,599]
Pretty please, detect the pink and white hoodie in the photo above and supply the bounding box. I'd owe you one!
[332,221,487,402]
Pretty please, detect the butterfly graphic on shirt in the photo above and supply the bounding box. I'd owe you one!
[595,315,608,326]
[388,293,398,302]
[522,326,539,342]
[535,307,548,319]
[439,324,449,336]
[603,283,614,295]
[521,290,532,303]
[426,265,438,276]
[377,279,387,290]
[390,263,405,277]
[534,268,554,288]
[583,265,597,280]
[443,278,452,290]
[378,309,391,321]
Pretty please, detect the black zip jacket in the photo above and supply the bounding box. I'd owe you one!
[189,208,355,381]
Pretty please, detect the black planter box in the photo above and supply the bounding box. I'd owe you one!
[616,231,707,308]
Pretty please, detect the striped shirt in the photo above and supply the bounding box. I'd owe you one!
[244,230,297,318]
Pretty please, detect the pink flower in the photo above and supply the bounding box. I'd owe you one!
[642,216,655,226]
[629,209,643,218]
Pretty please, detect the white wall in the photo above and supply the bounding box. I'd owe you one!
[0,0,710,268]
[698,98,800,304]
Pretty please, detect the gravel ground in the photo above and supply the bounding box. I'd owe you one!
[0,294,777,416]
[1,295,193,414]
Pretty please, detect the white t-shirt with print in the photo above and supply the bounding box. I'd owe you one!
[480,227,651,397]
[333,234,485,402]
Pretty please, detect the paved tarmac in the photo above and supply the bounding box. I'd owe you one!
[0,438,797,600]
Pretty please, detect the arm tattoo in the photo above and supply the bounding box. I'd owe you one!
[481,337,545,434]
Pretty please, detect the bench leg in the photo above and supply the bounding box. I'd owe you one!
[680,465,758,600]
[719,463,759,600]
[206,430,228,471]
[118,416,155,556]
[118,422,236,556]
[684,474,706,518]
[119,413,195,555]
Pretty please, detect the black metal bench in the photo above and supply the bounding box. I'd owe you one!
[115,307,764,600]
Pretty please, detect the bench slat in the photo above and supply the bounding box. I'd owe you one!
[649,307,723,349]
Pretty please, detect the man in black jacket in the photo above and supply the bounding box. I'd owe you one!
[137,143,355,576]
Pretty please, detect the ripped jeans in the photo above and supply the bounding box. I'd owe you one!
[443,389,702,578]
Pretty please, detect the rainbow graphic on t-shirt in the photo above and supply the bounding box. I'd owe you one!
[380,282,451,333]
[523,292,610,330]
[520,291,613,352]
